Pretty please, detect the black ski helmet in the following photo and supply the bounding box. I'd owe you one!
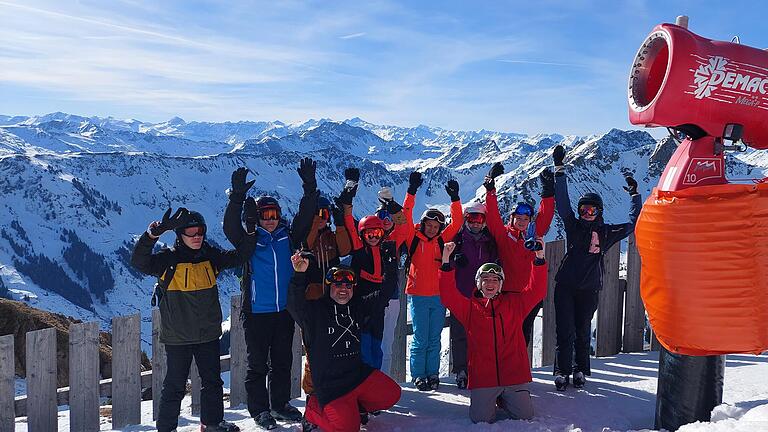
[420,208,446,233]
[317,195,331,209]
[175,210,206,235]
[256,195,281,212]
[577,193,604,212]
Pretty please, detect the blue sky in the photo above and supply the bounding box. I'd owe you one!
[1,0,766,135]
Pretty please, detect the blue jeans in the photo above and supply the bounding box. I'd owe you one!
[361,331,383,369]
[409,295,445,380]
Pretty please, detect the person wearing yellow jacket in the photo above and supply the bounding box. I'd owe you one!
[401,171,463,391]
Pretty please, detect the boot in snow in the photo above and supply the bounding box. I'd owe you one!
[428,375,440,391]
[414,377,430,391]
[271,403,302,422]
[301,417,317,432]
[573,371,586,389]
[455,370,468,390]
[254,411,277,430]
[555,374,569,391]
[201,420,240,432]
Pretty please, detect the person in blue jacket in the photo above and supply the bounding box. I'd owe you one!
[550,145,642,391]
[224,168,301,430]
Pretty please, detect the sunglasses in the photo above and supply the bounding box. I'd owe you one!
[327,269,356,285]
[318,208,330,220]
[465,213,486,224]
[513,203,534,217]
[376,209,392,221]
[363,228,385,239]
[181,226,205,238]
[260,207,281,221]
[578,205,600,217]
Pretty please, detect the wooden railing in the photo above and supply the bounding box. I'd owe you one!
[1,237,650,431]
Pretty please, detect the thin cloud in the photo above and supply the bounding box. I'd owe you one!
[340,32,366,39]
[498,59,588,68]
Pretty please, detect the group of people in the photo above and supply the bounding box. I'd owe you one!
[131,145,642,432]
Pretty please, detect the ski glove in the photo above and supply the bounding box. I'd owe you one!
[553,145,566,167]
[297,157,317,192]
[408,171,423,195]
[488,162,504,179]
[331,202,346,228]
[378,187,394,205]
[540,168,555,198]
[623,176,639,195]
[150,207,191,237]
[483,175,496,191]
[230,167,255,202]
[445,179,460,202]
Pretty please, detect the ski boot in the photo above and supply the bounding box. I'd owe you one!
[301,417,317,432]
[455,370,468,390]
[573,371,586,389]
[554,374,569,391]
[428,375,440,391]
[271,403,302,422]
[414,377,430,391]
[201,420,240,432]
[254,411,277,430]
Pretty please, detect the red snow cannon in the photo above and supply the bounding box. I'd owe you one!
[629,21,768,356]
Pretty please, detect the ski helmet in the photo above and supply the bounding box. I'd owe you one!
[475,262,505,286]
[512,202,535,217]
[577,193,603,212]
[317,195,331,209]
[175,210,207,236]
[358,215,384,233]
[421,208,446,231]
[463,202,487,216]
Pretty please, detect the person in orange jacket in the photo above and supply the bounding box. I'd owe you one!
[401,171,463,391]
[483,162,555,347]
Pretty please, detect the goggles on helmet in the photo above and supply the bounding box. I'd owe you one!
[325,268,356,287]
[376,209,392,222]
[259,207,281,221]
[181,226,206,238]
[578,205,600,217]
[423,210,446,225]
[465,213,486,224]
[318,208,330,220]
[363,228,385,240]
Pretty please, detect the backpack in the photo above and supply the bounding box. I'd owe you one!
[404,234,445,270]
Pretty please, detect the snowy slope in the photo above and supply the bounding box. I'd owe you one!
[14,350,768,431]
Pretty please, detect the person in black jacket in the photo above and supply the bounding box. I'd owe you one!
[287,253,401,432]
[223,168,300,430]
[132,207,254,432]
[550,145,642,391]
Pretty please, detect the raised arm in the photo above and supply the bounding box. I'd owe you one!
[131,207,190,276]
[438,242,470,326]
[605,176,643,249]
[286,252,311,329]
[535,168,556,237]
[440,179,464,241]
[402,171,422,247]
[517,239,549,316]
[224,167,254,246]
[210,232,256,272]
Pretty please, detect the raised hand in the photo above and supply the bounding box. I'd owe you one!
[297,158,317,190]
[553,145,566,167]
[407,171,423,195]
[231,167,255,200]
[534,236,546,259]
[291,251,310,272]
[540,167,555,198]
[344,167,360,184]
[488,162,504,179]
[442,241,457,263]
[623,176,638,195]
[445,179,460,202]
[150,207,191,237]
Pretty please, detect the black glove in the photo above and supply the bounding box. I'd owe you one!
[445,179,460,202]
[407,171,423,195]
[488,162,504,179]
[150,207,190,237]
[553,145,566,167]
[483,175,496,191]
[623,176,638,195]
[342,167,359,199]
[344,167,360,183]
[454,252,468,268]
[386,200,403,214]
[540,168,555,198]
[331,202,345,228]
[230,167,255,201]
[243,198,258,231]
[297,158,317,192]
[338,186,355,206]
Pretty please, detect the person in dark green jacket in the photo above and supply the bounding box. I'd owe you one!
[132,207,255,432]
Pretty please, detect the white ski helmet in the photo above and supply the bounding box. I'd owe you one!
[463,202,486,215]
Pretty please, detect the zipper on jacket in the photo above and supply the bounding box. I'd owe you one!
[491,301,501,386]
[272,242,279,311]
[204,267,213,285]
[499,311,505,339]
[184,268,189,288]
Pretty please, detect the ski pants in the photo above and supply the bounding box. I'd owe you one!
[469,384,533,423]
[243,309,295,417]
[408,294,445,380]
[449,313,467,374]
[553,285,599,376]
[305,370,401,432]
[380,299,401,375]
[522,301,543,347]
[156,339,223,432]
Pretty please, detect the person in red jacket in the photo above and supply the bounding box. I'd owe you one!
[483,162,555,347]
[401,171,464,391]
[439,240,548,424]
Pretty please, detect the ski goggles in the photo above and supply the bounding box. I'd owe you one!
[318,208,330,220]
[376,209,392,222]
[477,263,504,281]
[363,228,385,240]
[181,226,206,238]
[578,205,600,217]
[513,203,534,217]
[259,207,281,221]
[325,268,356,286]
[423,210,446,225]
[465,213,486,224]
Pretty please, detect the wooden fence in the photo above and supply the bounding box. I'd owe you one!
[2,237,649,430]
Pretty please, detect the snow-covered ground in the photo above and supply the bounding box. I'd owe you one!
[14,349,768,431]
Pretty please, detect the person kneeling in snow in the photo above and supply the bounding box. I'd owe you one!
[438,240,548,424]
[287,252,401,432]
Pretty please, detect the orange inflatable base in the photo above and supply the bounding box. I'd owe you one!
[636,183,768,356]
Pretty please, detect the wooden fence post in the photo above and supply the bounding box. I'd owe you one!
[69,321,100,432]
[541,239,565,367]
[230,295,247,408]
[291,323,302,399]
[190,359,201,417]
[0,334,14,432]
[597,242,623,357]
[390,267,408,383]
[112,314,141,428]
[26,327,57,432]
[151,309,166,420]
[623,234,646,352]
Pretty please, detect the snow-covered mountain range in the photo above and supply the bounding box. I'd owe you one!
[1,112,766,348]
